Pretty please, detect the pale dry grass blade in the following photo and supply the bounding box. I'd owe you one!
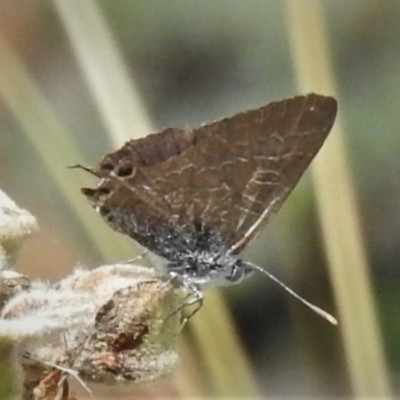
[174,338,205,396]
[189,290,260,397]
[285,0,391,397]
[53,0,152,147]
[0,33,133,261]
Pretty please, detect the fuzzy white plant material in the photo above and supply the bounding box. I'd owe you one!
[1,264,188,399]
[0,188,38,270]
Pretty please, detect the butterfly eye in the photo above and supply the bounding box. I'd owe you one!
[228,262,243,283]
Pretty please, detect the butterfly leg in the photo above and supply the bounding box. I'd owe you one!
[168,272,204,327]
[123,249,149,264]
[179,287,203,327]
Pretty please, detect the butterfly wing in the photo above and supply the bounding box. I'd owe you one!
[192,94,338,253]
[81,94,337,258]
[81,127,197,254]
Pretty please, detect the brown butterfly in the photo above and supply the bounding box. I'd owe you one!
[75,94,338,323]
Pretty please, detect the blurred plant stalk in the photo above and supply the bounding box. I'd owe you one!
[285,0,392,397]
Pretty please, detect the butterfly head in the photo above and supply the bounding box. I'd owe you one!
[166,250,254,288]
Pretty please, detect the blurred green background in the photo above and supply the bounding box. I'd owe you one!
[0,0,399,398]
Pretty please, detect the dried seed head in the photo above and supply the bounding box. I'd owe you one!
[75,277,183,383]
[1,264,190,399]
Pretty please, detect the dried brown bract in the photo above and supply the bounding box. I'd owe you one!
[74,277,184,384]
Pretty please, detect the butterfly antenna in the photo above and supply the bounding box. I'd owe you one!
[244,262,338,325]
[67,163,101,178]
